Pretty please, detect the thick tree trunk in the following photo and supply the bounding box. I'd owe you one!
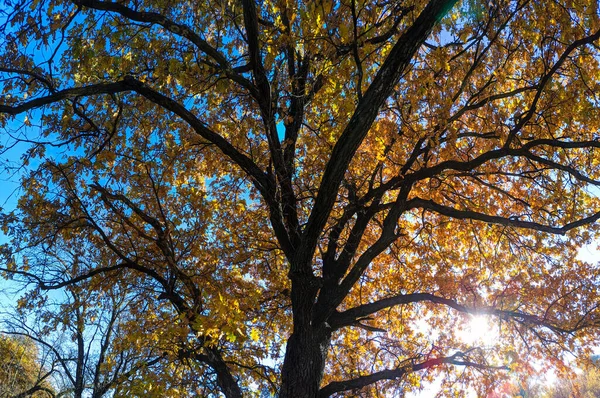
[280,273,331,398]
[280,326,331,398]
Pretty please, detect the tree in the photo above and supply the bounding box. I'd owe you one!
[0,334,55,398]
[2,278,167,398]
[1,0,600,396]
[488,357,600,398]
[545,365,600,398]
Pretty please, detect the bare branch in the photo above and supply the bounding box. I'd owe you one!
[12,384,56,398]
[0,262,128,290]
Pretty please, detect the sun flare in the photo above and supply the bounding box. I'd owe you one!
[459,315,499,346]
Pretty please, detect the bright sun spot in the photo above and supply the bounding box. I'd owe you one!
[577,242,600,263]
[458,315,499,346]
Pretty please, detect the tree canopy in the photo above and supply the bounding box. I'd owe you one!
[1,0,600,396]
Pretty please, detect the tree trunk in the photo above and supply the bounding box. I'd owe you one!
[279,271,331,397]
[280,326,331,398]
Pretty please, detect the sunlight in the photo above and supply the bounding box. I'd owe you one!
[577,242,599,263]
[458,315,499,346]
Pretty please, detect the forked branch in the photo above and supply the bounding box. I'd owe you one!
[299,0,458,267]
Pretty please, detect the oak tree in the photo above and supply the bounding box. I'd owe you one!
[1,0,600,396]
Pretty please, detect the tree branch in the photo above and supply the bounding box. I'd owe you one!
[407,197,600,236]
[314,188,411,324]
[0,81,130,115]
[241,0,301,250]
[72,0,257,95]
[119,76,295,257]
[330,292,598,334]
[0,76,294,256]
[0,262,129,290]
[12,385,56,398]
[318,351,508,397]
[504,27,600,148]
[299,0,458,270]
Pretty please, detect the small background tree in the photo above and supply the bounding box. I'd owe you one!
[0,333,55,398]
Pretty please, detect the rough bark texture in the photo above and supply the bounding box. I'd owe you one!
[280,324,332,398]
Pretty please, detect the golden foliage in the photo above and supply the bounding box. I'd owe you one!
[0,0,600,396]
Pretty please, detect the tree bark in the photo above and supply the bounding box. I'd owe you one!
[279,271,332,398]
[205,347,244,398]
[280,326,332,398]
